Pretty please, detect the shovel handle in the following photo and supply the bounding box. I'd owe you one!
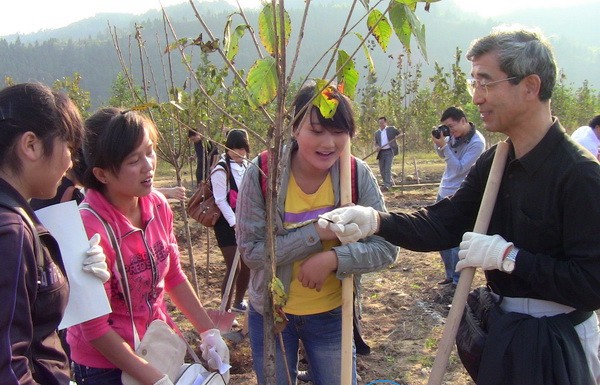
[427,141,509,385]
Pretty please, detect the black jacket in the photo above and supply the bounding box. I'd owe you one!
[0,179,70,385]
[378,120,600,310]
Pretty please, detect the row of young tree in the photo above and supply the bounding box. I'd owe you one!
[7,47,597,164]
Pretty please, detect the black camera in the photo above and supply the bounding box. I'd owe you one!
[431,124,450,139]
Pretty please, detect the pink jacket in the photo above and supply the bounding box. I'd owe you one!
[67,189,187,368]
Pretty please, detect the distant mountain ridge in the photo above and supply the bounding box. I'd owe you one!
[1,0,597,108]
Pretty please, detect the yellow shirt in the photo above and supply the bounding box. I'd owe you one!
[282,173,342,315]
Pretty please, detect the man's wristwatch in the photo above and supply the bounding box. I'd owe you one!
[502,247,519,273]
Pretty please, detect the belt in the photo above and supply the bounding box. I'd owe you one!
[566,309,593,326]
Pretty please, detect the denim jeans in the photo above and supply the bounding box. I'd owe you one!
[439,246,460,284]
[73,362,122,385]
[248,304,357,385]
[436,194,460,284]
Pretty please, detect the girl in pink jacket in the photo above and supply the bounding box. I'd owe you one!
[68,108,228,385]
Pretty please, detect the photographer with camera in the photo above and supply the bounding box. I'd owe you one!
[433,106,485,286]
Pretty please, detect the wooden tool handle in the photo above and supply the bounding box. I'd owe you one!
[427,141,509,385]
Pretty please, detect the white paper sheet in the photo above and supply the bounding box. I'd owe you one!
[35,200,111,329]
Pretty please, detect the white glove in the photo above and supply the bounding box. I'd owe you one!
[456,232,513,272]
[153,374,174,385]
[200,328,230,378]
[82,233,110,283]
[318,206,379,244]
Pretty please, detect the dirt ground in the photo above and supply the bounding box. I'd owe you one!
[162,160,482,385]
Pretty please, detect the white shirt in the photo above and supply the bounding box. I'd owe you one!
[571,126,600,159]
[380,128,391,149]
[211,157,248,227]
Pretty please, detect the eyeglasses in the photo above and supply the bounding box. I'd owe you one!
[466,76,521,97]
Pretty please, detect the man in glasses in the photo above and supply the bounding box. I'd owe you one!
[319,26,600,384]
[432,106,485,287]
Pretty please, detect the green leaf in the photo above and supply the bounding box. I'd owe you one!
[223,16,232,54]
[128,102,159,111]
[367,9,392,52]
[389,1,428,60]
[258,3,291,56]
[246,57,278,108]
[354,32,375,74]
[225,24,250,63]
[313,79,339,119]
[336,50,359,100]
[389,2,413,53]
[169,100,185,111]
[164,38,189,54]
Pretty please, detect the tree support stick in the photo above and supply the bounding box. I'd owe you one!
[340,141,353,385]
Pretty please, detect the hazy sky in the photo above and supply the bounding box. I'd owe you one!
[1,0,597,37]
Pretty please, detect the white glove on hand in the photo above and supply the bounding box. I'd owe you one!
[82,233,110,283]
[317,206,379,244]
[456,232,513,272]
[200,329,230,374]
[153,374,174,385]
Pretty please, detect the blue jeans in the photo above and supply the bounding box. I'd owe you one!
[73,362,122,385]
[248,304,357,385]
[436,194,460,284]
[439,246,460,284]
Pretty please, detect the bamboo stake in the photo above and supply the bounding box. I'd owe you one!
[427,141,509,385]
[340,140,353,385]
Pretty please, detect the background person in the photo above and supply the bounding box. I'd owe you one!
[188,129,216,186]
[211,128,251,312]
[320,26,600,384]
[155,185,186,201]
[571,114,600,160]
[236,84,398,385]
[374,116,400,191]
[432,106,485,285]
[67,108,229,385]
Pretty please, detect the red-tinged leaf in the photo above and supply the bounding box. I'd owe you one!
[313,79,339,119]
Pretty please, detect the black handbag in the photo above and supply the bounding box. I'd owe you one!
[455,286,505,381]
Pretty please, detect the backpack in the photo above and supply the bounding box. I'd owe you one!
[214,158,238,209]
[256,150,359,203]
